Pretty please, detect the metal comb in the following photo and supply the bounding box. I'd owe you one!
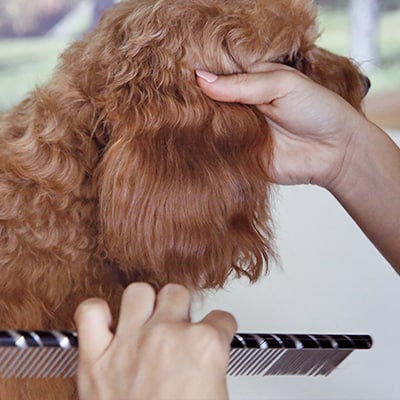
[0,331,372,379]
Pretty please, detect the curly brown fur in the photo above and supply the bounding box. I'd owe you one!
[0,0,368,398]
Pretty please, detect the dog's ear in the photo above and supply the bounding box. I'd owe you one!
[96,97,275,289]
[87,0,276,289]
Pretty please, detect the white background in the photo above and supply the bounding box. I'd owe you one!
[193,132,400,400]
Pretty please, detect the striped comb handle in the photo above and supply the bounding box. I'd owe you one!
[0,331,372,379]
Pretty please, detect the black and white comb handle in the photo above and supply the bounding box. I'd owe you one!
[0,331,372,379]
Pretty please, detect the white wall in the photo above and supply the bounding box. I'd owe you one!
[192,131,400,400]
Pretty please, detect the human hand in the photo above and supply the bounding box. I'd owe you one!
[74,283,237,400]
[196,64,367,189]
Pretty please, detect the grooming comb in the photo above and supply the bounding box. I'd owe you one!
[0,331,372,379]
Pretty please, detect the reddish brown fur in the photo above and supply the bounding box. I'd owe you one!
[0,0,367,398]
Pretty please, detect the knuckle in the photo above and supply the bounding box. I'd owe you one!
[161,283,187,294]
[193,323,224,348]
[147,321,175,342]
[126,281,154,293]
[234,72,249,84]
[192,325,230,365]
[159,283,191,301]
[75,298,108,319]
[124,282,156,300]
[233,73,250,102]
[144,322,184,354]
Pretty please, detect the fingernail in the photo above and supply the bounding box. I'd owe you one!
[195,70,218,83]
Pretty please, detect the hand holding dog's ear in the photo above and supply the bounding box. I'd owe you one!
[196,65,365,189]
[197,67,400,272]
[75,283,237,400]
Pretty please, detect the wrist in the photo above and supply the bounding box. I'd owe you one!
[324,114,372,195]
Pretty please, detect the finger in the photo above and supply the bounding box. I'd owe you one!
[152,284,192,322]
[199,310,238,347]
[74,298,113,363]
[196,67,298,106]
[248,61,295,74]
[116,282,156,337]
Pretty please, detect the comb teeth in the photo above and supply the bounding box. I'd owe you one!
[0,348,78,379]
[0,331,372,379]
[228,348,352,376]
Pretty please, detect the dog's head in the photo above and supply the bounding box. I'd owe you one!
[72,0,368,289]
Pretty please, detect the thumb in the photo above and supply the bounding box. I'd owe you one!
[74,298,114,363]
[195,65,295,106]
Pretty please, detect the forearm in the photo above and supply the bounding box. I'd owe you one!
[329,119,400,272]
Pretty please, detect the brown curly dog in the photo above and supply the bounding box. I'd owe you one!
[0,0,369,398]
